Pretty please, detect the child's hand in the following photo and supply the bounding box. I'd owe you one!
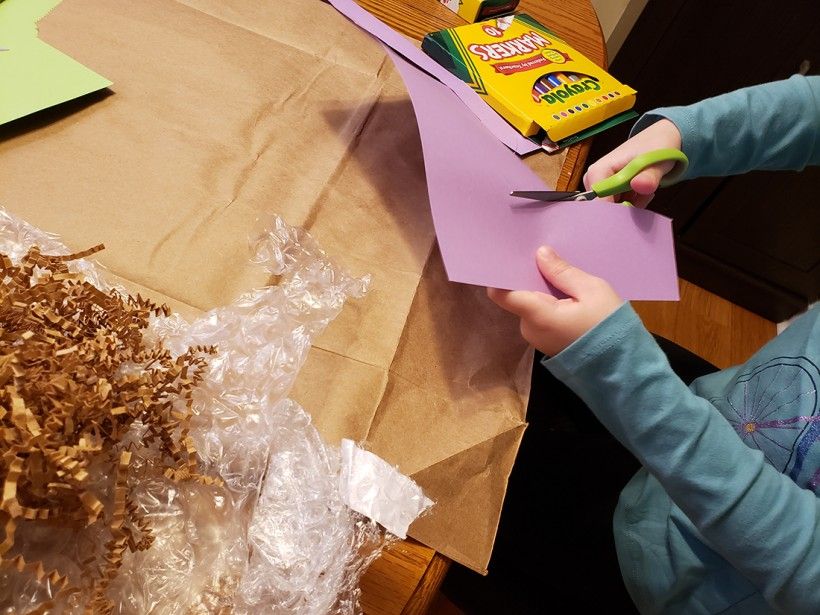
[487,246,622,357]
[583,118,682,208]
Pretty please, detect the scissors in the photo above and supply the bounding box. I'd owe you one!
[510,148,688,203]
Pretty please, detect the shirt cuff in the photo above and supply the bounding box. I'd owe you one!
[629,111,697,183]
[541,301,644,379]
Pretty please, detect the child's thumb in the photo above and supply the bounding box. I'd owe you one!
[536,246,590,298]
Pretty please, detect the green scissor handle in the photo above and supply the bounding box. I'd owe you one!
[589,148,689,199]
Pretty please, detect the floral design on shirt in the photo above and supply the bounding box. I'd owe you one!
[714,356,819,489]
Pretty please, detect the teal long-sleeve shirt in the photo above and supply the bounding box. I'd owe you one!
[544,75,820,614]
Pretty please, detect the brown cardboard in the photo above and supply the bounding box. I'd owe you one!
[0,0,565,573]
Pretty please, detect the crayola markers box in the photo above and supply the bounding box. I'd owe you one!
[438,0,519,23]
[422,14,638,150]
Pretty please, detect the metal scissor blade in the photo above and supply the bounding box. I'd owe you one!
[510,190,598,202]
[509,190,580,202]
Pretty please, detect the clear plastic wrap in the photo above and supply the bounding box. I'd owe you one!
[0,210,430,614]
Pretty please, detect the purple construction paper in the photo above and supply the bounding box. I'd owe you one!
[328,0,538,155]
[387,49,680,300]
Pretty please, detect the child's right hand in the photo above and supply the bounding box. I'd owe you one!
[583,118,683,208]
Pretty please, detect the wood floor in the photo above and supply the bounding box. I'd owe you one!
[427,279,778,614]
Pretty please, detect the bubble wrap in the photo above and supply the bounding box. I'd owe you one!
[0,210,431,614]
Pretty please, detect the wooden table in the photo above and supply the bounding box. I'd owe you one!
[354,1,607,613]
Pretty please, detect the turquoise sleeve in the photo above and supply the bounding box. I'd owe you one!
[630,74,820,180]
[543,304,820,614]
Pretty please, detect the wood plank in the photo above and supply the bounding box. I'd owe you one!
[633,279,777,369]
[400,552,450,615]
[361,539,437,615]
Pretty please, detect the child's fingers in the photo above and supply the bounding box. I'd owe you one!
[486,287,556,319]
[629,161,675,195]
[583,150,636,191]
[583,163,616,191]
[582,163,615,191]
[630,192,655,209]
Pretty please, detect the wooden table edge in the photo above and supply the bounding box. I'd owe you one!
[400,551,451,615]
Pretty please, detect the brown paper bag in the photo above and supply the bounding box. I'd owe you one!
[0,0,564,573]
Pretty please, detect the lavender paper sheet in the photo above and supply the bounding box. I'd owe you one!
[328,0,538,155]
[387,49,679,300]
[326,0,679,300]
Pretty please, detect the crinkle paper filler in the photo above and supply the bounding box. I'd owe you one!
[0,209,432,614]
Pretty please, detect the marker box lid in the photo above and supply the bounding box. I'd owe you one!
[422,15,638,146]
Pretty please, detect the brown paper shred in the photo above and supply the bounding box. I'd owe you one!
[0,245,217,613]
[0,511,15,555]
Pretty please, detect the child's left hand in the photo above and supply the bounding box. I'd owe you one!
[487,246,623,357]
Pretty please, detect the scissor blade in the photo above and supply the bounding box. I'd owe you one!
[509,190,580,202]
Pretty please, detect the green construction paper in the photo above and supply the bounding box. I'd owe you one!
[0,0,111,125]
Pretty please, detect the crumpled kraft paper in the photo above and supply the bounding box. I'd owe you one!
[0,0,567,573]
